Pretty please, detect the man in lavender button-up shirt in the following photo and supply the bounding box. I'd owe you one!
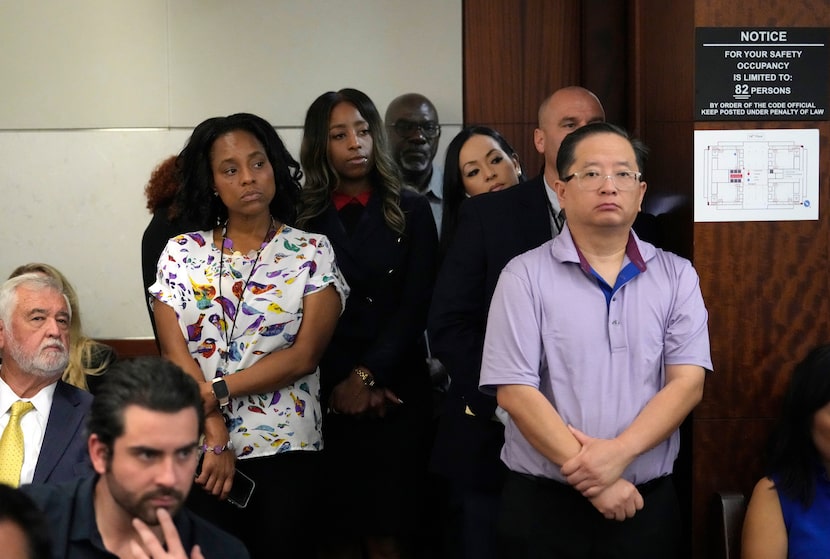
[480,122,712,559]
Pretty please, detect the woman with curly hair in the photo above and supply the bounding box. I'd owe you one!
[298,89,438,559]
[150,113,348,558]
[742,344,830,558]
[140,154,200,339]
[8,263,115,394]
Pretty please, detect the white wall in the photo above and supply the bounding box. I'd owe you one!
[0,0,462,338]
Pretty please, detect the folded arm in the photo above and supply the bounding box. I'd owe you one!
[561,363,705,496]
[216,285,341,398]
[154,301,235,499]
[497,384,642,520]
[497,384,580,465]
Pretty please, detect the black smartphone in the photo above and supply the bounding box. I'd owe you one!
[196,454,256,509]
[227,468,255,509]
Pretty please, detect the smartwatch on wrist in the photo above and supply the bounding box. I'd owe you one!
[211,377,231,408]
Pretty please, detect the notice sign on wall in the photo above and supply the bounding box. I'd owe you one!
[696,28,829,121]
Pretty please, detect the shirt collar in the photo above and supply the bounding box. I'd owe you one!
[332,190,371,210]
[69,475,106,548]
[71,475,196,551]
[424,164,444,201]
[542,175,562,214]
[554,224,649,275]
[0,373,57,421]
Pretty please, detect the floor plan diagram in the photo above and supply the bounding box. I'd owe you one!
[694,129,819,222]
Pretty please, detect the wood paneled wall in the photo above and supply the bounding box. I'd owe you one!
[99,339,159,360]
[466,1,830,558]
[462,0,628,178]
[689,3,830,558]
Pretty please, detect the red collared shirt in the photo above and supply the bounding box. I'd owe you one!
[332,190,371,210]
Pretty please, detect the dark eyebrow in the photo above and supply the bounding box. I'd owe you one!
[462,148,503,169]
[129,446,162,456]
[218,150,265,166]
[128,441,199,455]
[329,119,368,132]
[177,442,200,453]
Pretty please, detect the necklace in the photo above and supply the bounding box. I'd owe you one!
[216,217,278,364]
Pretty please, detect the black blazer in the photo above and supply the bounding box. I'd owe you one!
[428,176,550,488]
[308,189,438,403]
[430,176,550,415]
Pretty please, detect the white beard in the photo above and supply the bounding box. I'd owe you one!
[5,336,69,378]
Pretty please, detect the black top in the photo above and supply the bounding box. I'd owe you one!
[307,188,438,401]
[23,475,250,559]
[141,204,200,342]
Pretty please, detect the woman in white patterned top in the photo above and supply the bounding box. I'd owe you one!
[151,113,348,559]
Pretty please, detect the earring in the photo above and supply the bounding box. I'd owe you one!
[213,191,219,197]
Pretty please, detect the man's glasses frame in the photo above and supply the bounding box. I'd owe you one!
[388,120,441,139]
[562,171,642,191]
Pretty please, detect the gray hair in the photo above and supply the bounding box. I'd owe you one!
[0,273,72,329]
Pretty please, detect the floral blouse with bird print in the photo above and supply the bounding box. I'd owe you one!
[151,225,348,459]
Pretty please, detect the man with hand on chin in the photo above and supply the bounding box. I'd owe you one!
[23,357,249,559]
[480,122,711,559]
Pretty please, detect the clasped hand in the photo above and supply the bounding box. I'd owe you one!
[588,479,644,521]
[562,426,642,521]
[329,375,401,418]
[561,426,632,496]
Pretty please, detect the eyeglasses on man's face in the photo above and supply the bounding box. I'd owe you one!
[388,120,441,139]
[562,171,642,191]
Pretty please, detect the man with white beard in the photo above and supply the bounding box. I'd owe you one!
[0,273,92,486]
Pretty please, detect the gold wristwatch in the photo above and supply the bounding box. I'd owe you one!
[353,367,375,388]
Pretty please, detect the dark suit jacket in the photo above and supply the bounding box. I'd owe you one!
[428,176,550,488]
[428,176,663,488]
[308,189,439,403]
[32,380,93,484]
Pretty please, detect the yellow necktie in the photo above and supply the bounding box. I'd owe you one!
[0,401,35,487]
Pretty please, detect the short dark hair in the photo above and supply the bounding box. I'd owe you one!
[766,344,830,506]
[555,121,648,180]
[175,113,302,230]
[0,485,52,559]
[440,126,524,257]
[87,357,204,449]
